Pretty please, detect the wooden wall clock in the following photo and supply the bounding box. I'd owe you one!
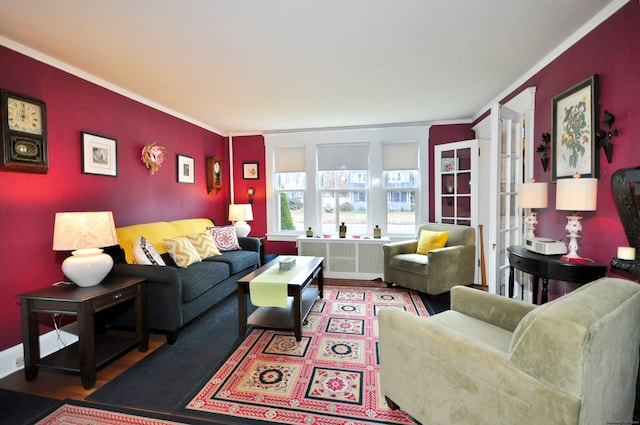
[0,90,48,173]
[206,157,223,194]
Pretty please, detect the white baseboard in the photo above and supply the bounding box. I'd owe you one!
[0,326,78,379]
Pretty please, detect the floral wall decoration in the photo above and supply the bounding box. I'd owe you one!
[141,142,167,175]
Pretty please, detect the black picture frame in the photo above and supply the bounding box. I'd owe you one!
[0,90,48,173]
[177,154,195,184]
[243,162,259,180]
[551,75,599,181]
[81,131,117,176]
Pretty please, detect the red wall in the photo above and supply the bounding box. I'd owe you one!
[0,46,230,349]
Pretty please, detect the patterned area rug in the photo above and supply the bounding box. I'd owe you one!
[185,286,428,425]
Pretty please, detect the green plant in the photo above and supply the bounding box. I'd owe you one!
[280,193,295,230]
[560,98,589,169]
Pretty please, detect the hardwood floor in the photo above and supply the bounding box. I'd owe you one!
[0,279,386,401]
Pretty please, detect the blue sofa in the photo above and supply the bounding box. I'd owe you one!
[107,218,260,343]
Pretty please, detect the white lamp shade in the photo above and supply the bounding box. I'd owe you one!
[53,211,118,250]
[519,182,548,209]
[556,177,598,211]
[228,204,254,222]
[52,211,118,287]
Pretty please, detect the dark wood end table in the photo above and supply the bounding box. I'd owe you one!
[237,256,324,341]
[17,275,147,389]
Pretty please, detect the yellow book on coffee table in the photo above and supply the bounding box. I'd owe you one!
[250,256,314,307]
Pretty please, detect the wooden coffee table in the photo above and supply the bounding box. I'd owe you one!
[237,256,323,341]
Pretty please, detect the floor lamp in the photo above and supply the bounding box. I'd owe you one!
[555,175,598,263]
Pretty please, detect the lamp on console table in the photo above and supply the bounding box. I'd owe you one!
[519,179,548,239]
[555,174,598,263]
[52,211,118,287]
[229,204,254,237]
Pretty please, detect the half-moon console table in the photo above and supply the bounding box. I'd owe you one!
[507,245,607,304]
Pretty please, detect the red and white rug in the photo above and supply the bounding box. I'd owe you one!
[185,286,428,425]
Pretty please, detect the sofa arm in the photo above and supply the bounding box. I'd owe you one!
[110,263,184,332]
[238,236,261,252]
[383,240,419,259]
[451,285,536,332]
[425,244,476,292]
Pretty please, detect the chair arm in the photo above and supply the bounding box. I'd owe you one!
[450,285,536,332]
[426,244,476,287]
[378,307,578,424]
[238,236,261,252]
[382,240,419,258]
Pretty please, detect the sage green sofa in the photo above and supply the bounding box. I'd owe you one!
[379,278,640,425]
[382,222,475,295]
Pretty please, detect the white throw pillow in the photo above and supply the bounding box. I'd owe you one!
[133,235,166,266]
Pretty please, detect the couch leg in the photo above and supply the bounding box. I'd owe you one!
[385,395,399,410]
[166,330,179,345]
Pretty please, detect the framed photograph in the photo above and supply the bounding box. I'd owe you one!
[81,132,117,176]
[441,157,458,173]
[243,162,259,180]
[177,154,195,184]
[552,75,599,181]
[1,90,49,173]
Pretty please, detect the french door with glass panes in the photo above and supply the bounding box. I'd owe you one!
[435,140,479,283]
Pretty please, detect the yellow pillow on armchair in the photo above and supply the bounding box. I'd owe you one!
[416,230,449,255]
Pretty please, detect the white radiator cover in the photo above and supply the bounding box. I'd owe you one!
[297,236,390,279]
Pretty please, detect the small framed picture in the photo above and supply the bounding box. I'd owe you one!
[441,157,458,173]
[177,154,195,184]
[243,162,259,180]
[81,132,117,176]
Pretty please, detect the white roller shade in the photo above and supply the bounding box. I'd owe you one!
[317,143,369,171]
[383,141,418,170]
[274,146,305,172]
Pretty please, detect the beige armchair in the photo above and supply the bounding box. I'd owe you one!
[383,222,475,295]
[379,278,640,425]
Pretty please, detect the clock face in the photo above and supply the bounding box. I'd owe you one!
[7,97,43,135]
[214,161,221,174]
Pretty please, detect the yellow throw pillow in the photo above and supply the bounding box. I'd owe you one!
[186,231,221,259]
[163,237,202,268]
[416,230,449,255]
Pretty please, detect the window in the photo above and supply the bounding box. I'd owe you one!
[274,146,305,232]
[383,142,419,234]
[317,143,369,234]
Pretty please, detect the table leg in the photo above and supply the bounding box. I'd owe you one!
[541,278,549,304]
[293,286,302,341]
[238,284,247,337]
[135,282,148,352]
[21,299,39,381]
[78,303,97,389]
[318,264,324,299]
[508,265,514,298]
[532,276,539,304]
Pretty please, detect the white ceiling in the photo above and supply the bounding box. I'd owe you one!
[0,0,624,135]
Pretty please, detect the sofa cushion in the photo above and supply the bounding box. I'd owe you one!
[133,236,166,265]
[210,225,241,251]
[164,237,202,268]
[186,231,221,259]
[206,249,260,274]
[178,261,230,302]
[428,310,513,353]
[416,230,449,255]
[389,253,429,275]
[117,218,214,264]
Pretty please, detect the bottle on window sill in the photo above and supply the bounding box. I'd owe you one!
[306,227,314,237]
[339,222,347,238]
[374,225,381,239]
